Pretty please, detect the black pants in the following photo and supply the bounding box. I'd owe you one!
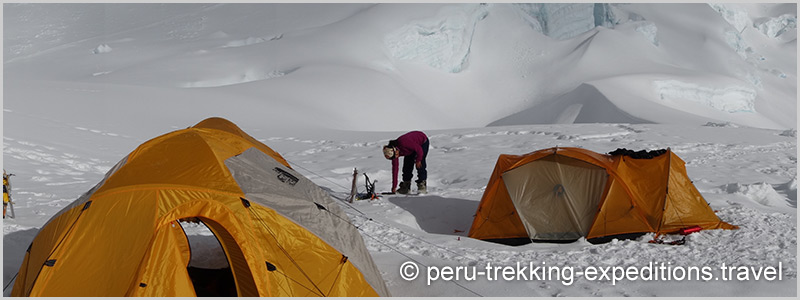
[402,139,429,183]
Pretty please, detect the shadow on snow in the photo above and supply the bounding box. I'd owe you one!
[388,195,478,236]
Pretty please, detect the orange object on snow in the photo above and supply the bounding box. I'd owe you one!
[12,117,388,297]
[468,147,737,243]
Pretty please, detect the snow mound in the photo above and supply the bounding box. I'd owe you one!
[91,44,112,54]
[384,4,489,73]
[724,182,790,207]
[488,83,648,126]
[778,177,798,208]
[653,80,757,113]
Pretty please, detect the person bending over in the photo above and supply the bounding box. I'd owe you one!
[382,131,429,194]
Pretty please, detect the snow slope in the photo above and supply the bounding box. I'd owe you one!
[2,3,797,297]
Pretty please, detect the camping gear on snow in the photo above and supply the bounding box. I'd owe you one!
[357,172,380,200]
[468,147,737,244]
[11,117,389,297]
[3,171,15,219]
[347,168,381,201]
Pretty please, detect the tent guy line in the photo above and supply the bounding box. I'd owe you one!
[289,176,484,296]
[285,157,483,261]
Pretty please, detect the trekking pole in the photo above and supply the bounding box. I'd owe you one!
[347,168,358,203]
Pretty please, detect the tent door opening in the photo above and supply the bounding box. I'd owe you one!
[179,217,257,297]
[502,154,608,241]
[179,218,236,297]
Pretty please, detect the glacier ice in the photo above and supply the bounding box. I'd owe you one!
[709,4,750,33]
[635,22,659,46]
[512,3,644,40]
[653,80,756,113]
[724,30,750,59]
[754,14,797,39]
[710,3,797,40]
[516,3,595,40]
[383,4,489,73]
[91,44,113,54]
[745,72,763,89]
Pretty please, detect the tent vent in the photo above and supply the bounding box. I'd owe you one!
[314,202,327,211]
[43,259,56,267]
[273,167,299,186]
[340,255,348,264]
[26,243,32,253]
[82,201,92,211]
[139,283,147,288]
[241,198,251,208]
[265,261,277,272]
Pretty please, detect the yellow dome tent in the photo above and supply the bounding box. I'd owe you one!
[12,117,389,297]
[468,147,737,244]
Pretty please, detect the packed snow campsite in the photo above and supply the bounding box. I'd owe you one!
[2,2,796,297]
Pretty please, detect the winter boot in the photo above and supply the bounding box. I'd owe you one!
[397,181,411,194]
[416,180,427,194]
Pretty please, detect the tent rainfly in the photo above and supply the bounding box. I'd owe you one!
[468,147,737,244]
[12,117,390,297]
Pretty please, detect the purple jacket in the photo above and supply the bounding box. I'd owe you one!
[390,131,428,189]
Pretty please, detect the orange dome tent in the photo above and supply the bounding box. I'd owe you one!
[468,147,737,244]
[12,117,389,297]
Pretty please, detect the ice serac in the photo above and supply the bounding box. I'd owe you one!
[754,14,797,39]
[512,3,644,40]
[488,83,649,126]
[383,4,489,73]
[709,4,750,33]
[710,3,797,40]
[635,22,659,46]
[653,80,757,113]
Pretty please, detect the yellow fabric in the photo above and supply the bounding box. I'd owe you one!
[193,117,291,168]
[586,179,652,238]
[242,204,379,297]
[470,147,737,242]
[96,130,243,195]
[605,154,671,231]
[128,220,195,296]
[3,175,9,203]
[468,154,529,240]
[660,153,738,232]
[12,117,382,297]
